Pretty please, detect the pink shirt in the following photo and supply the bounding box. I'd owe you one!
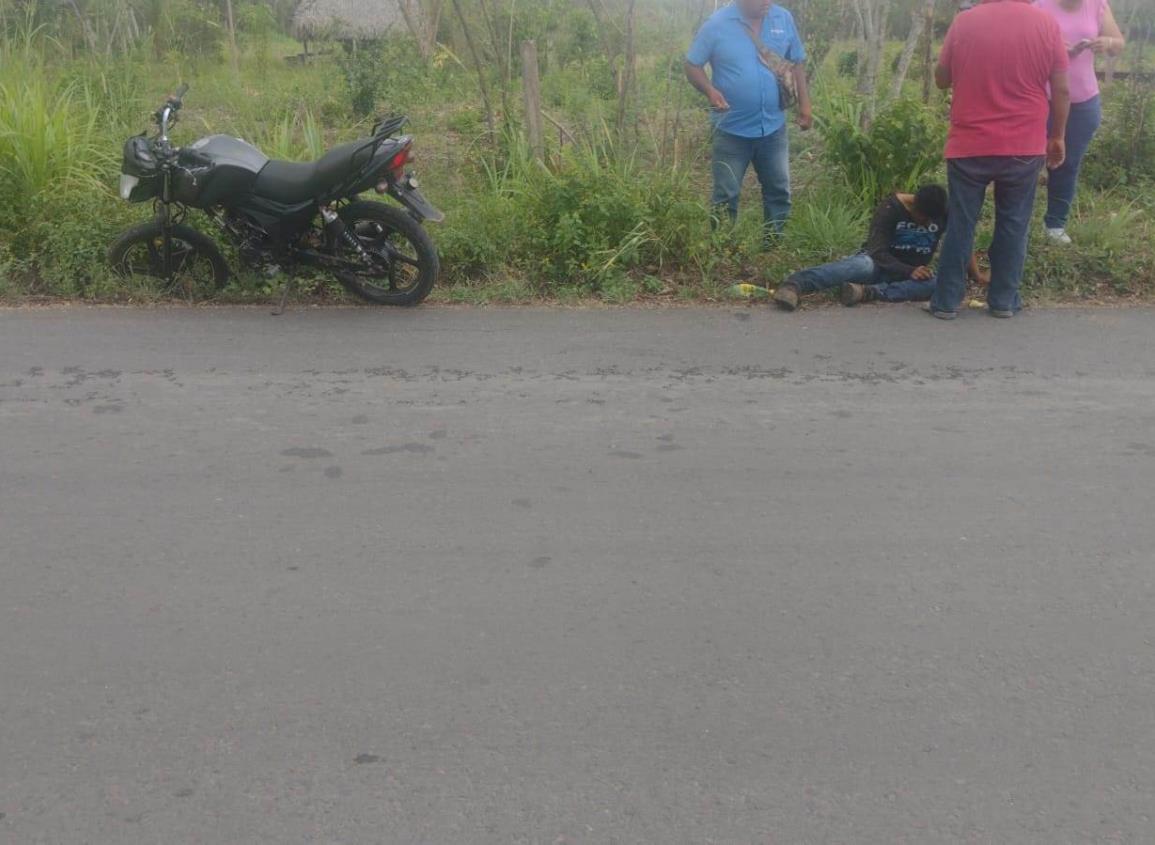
[939,0,1069,159]
[1036,0,1109,103]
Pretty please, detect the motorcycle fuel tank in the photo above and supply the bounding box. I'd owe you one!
[175,135,270,208]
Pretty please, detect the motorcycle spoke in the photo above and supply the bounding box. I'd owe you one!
[343,219,422,295]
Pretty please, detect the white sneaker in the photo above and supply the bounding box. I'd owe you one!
[1045,227,1072,245]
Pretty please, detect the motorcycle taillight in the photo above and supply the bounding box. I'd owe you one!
[387,147,411,175]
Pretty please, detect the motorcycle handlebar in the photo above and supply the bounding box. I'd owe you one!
[155,83,187,142]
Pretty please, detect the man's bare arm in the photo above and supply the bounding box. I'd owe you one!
[793,64,812,130]
[934,61,951,90]
[685,61,730,111]
[1047,69,1070,169]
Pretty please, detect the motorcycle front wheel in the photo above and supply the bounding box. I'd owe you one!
[333,201,438,306]
[108,221,230,300]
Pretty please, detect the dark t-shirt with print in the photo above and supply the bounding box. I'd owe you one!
[861,195,946,278]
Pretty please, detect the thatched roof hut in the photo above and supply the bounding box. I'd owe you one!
[292,0,407,42]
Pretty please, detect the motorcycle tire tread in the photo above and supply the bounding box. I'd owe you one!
[335,201,438,307]
[108,220,230,294]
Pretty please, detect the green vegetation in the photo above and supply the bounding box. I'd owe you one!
[0,0,1152,304]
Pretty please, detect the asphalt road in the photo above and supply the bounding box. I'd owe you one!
[2,304,1154,844]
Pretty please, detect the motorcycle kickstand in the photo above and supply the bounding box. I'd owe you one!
[272,273,296,316]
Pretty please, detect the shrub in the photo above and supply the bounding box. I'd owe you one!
[1081,73,1155,190]
[817,95,947,203]
[337,36,440,118]
[837,50,859,78]
[518,144,709,291]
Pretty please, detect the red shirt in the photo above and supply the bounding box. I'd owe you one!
[939,0,1069,159]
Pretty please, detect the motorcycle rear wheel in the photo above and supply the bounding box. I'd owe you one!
[334,201,438,306]
[108,221,229,300]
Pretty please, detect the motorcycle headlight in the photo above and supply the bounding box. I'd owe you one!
[119,173,140,200]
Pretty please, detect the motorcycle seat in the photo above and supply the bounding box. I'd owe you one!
[252,139,375,204]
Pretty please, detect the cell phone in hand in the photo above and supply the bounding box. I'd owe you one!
[1071,38,1093,55]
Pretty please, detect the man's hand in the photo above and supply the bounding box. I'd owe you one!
[971,269,990,286]
[707,87,730,111]
[1047,137,1067,170]
[796,108,813,131]
[911,265,934,281]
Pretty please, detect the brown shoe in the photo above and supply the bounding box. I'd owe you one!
[773,282,799,311]
[841,283,878,306]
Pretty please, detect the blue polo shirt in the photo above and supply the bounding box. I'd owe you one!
[686,3,805,138]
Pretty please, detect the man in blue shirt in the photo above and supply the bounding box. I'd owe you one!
[685,0,811,237]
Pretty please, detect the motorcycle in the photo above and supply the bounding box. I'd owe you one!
[110,84,443,308]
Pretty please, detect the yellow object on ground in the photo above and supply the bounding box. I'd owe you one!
[727,283,772,299]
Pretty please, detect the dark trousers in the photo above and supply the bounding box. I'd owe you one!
[931,155,1044,314]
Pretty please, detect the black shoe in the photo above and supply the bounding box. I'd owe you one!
[773,282,799,311]
[925,305,958,321]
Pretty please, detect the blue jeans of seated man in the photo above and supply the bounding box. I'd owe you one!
[931,155,1044,315]
[787,252,936,302]
[1045,95,1102,230]
[711,128,790,233]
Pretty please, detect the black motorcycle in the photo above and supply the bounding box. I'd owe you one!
[110,84,442,307]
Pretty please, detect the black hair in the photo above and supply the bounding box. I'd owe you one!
[914,184,948,220]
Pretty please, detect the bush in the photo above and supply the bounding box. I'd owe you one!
[519,146,709,291]
[1081,74,1155,190]
[337,36,440,118]
[837,50,859,78]
[818,95,947,203]
[440,139,711,292]
[159,0,224,60]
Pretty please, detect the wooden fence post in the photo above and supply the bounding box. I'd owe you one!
[522,39,544,161]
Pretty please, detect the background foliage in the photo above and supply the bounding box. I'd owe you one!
[0,0,1152,302]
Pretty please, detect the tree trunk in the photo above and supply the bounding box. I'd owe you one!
[450,0,496,142]
[616,0,637,135]
[397,0,442,62]
[396,0,428,59]
[476,0,513,126]
[67,0,98,54]
[854,0,889,125]
[426,0,443,58]
[223,0,239,74]
[521,40,544,160]
[921,0,935,102]
[889,0,932,102]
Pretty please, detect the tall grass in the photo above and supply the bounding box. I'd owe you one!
[0,66,106,219]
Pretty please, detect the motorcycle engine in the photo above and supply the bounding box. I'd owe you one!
[220,212,275,268]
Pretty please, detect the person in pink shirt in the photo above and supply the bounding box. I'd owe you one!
[929,0,1070,319]
[1035,0,1126,244]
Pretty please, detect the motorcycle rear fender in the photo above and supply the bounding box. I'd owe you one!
[332,138,409,200]
[388,182,445,223]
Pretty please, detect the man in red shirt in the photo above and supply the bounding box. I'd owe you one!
[928,0,1071,319]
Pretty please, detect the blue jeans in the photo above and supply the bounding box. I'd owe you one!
[1045,95,1102,229]
[788,252,936,302]
[711,128,790,232]
[931,155,1044,315]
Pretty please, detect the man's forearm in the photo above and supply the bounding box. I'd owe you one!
[685,62,714,97]
[934,61,951,90]
[1049,72,1071,140]
[793,65,811,115]
[967,253,981,281]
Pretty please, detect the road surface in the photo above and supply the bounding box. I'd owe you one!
[2,304,1154,843]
